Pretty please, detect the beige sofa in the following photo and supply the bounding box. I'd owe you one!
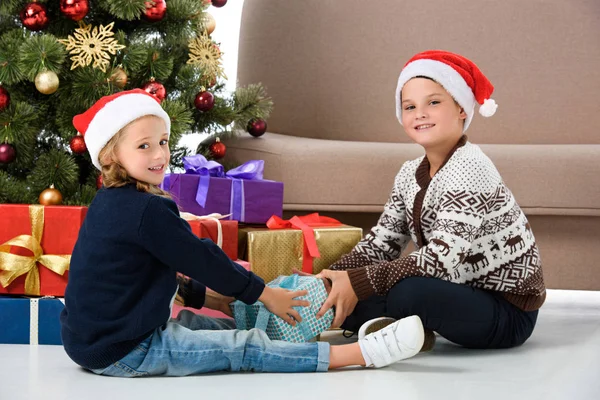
[223,0,600,290]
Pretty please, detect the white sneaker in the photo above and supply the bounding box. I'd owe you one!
[358,317,397,340]
[358,315,424,368]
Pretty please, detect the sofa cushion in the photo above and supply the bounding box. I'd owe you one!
[237,0,600,146]
[224,133,600,216]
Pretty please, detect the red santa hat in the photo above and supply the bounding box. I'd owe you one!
[395,50,497,132]
[73,89,171,171]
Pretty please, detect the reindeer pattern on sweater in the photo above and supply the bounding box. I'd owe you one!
[330,137,545,310]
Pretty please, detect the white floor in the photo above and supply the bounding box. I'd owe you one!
[2,289,599,400]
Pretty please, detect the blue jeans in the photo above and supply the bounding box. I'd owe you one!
[91,310,330,377]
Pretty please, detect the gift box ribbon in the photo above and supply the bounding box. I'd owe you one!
[180,211,230,248]
[0,205,71,296]
[266,213,342,274]
[162,155,265,221]
[29,297,65,345]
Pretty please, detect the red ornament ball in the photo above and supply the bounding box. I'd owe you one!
[0,86,9,111]
[144,0,167,22]
[142,80,167,103]
[211,0,228,7]
[194,91,215,112]
[96,174,103,189]
[0,143,16,164]
[20,2,50,31]
[209,139,226,159]
[247,118,267,137]
[60,0,89,21]
[70,135,87,154]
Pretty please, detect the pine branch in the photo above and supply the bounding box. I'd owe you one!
[161,98,193,142]
[29,149,80,196]
[104,0,147,21]
[232,83,274,130]
[0,170,36,204]
[0,100,40,146]
[19,34,67,81]
[61,67,114,110]
[0,0,22,16]
[63,184,98,206]
[0,29,26,85]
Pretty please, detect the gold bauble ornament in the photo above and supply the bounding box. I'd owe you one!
[39,184,63,206]
[203,12,216,35]
[35,70,59,94]
[110,67,128,89]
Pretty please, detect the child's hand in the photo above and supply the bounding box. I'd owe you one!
[315,269,358,328]
[203,288,235,317]
[291,268,332,294]
[258,286,310,326]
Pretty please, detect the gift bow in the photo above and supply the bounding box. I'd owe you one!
[172,155,264,221]
[266,213,342,274]
[0,205,71,296]
[180,211,230,248]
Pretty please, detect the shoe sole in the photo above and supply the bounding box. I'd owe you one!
[359,317,436,352]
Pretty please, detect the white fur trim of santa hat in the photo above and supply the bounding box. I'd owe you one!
[74,89,170,171]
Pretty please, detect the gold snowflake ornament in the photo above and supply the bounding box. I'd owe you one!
[187,34,227,81]
[59,22,125,72]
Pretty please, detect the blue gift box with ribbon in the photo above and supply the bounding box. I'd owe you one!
[0,296,64,345]
[231,274,334,343]
[161,156,284,224]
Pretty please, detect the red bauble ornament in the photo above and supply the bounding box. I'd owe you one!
[142,79,167,103]
[194,91,215,112]
[60,0,89,21]
[209,138,226,159]
[70,134,87,154]
[0,143,16,164]
[211,0,228,7]
[247,118,267,137]
[144,0,167,22]
[0,86,9,111]
[96,174,103,189]
[20,2,50,31]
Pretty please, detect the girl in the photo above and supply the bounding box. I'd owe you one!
[314,50,546,350]
[60,89,425,376]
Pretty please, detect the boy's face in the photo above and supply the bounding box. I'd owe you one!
[400,78,466,150]
[115,115,170,186]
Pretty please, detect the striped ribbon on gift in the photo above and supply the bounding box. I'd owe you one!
[29,296,65,345]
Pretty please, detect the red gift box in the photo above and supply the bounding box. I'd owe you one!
[0,204,87,296]
[187,218,238,260]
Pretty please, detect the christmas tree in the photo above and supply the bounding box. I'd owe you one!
[0,0,272,205]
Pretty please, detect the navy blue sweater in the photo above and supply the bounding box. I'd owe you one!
[60,184,265,370]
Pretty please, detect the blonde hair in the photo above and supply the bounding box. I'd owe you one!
[97,120,171,198]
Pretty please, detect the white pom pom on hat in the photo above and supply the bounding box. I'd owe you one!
[395,50,497,132]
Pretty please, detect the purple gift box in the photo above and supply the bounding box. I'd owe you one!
[161,156,284,224]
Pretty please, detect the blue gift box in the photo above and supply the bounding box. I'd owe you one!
[0,296,64,345]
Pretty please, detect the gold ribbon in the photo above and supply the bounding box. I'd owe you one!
[0,205,71,296]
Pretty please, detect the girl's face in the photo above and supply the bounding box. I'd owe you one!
[114,115,170,186]
[400,78,466,150]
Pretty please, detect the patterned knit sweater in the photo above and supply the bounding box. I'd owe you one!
[330,136,546,311]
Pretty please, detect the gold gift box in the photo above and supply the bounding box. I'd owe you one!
[239,225,363,283]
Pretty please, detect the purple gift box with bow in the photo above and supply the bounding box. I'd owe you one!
[160,156,284,224]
